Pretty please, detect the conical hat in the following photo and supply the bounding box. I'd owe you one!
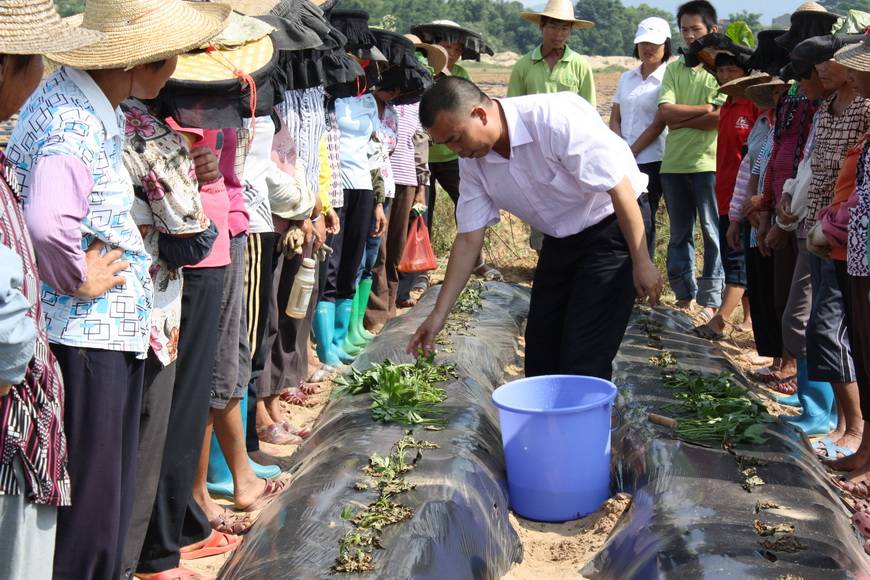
[835,32,870,72]
[47,0,231,70]
[519,0,594,30]
[219,0,279,16]
[404,33,450,76]
[718,71,772,98]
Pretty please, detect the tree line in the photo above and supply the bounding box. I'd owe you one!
[54,0,870,57]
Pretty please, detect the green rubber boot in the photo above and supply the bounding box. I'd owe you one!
[356,278,375,341]
[345,285,369,349]
[335,298,361,358]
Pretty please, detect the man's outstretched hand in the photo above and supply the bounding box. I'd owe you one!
[406,310,448,356]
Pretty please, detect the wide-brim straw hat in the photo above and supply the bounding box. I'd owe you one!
[219,0,278,15]
[835,33,870,72]
[47,0,232,70]
[0,0,104,55]
[775,2,841,51]
[520,0,593,29]
[718,70,772,98]
[746,77,791,109]
[404,33,450,76]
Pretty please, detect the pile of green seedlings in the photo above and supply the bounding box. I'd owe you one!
[436,279,485,351]
[334,435,438,573]
[663,370,775,446]
[333,354,457,424]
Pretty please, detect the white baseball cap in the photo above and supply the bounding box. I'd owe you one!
[633,17,671,45]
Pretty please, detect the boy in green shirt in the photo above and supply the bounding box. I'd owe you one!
[658,0,725,314]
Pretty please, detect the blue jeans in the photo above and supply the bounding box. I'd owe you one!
[661,172,723,308]
[356,199,390,285]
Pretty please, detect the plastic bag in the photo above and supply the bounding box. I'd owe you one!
[398,215,437,273]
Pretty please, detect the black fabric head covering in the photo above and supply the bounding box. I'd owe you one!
[256,13,323,51]
[746,30,791,75]
[157,35,282,129]
[789,33,865,80]
[775,7,840,52]
[329,9,375,51]
[410,21,494,61]
[370,29,433,103]
[682,33,753,74]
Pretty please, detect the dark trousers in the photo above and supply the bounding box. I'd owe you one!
[122,357,177,576]
[744,226,782,358]
[244,232,279,452]
[51,345,144,580]
[525,199,651,380]
[718,215,747,287]
[322,189,374,301]
[637,161,662,256]
[258,251,317,397]
[137,267,225,573]
[841,270,870,418]
[368,185,415,326]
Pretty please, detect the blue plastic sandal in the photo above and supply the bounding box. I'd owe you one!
[812,437,855,460]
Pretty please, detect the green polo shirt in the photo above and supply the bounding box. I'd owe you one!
[429,64,471,164]
[506,45,596,107]
[658,57,726,174]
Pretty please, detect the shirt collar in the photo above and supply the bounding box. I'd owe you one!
[485,98,532,163]
[531,44,572,63]
[65,67,124,140]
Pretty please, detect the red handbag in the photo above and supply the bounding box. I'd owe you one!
[398,215,437,273]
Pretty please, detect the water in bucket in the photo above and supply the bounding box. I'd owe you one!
[492,374,617,522]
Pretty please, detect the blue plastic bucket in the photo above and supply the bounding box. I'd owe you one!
[492,374,617,522]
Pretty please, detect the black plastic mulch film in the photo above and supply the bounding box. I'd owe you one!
[219,282,529,579]
[220,286,870,579]
[585,307,870,579]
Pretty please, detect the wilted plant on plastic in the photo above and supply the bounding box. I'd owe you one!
[334,435,438,574]
[663,370,775,446]
[332,355,457,425]
[438,279,486,348]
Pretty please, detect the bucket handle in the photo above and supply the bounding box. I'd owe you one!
[611,399,624,432]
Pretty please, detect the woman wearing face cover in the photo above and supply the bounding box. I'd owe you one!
[5,0,230,577]
[0,2,101,578]
[610,17,671,254]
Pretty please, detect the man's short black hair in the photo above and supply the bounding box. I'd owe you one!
[676,0,717,31]
[419,76,490,129]
[632,38,673,63]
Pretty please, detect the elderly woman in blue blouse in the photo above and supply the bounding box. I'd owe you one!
[5,0,230,578]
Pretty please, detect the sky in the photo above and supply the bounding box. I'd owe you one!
[622,1,802,24]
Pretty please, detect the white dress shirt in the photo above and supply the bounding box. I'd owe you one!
[457,93,648,238]
[613,63,667,164]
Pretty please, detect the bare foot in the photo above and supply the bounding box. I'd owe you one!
[815,431,861,460]
[675,298,693,310]
[233,477,268,511]
[826,445,870,473]
[738,316,753,332]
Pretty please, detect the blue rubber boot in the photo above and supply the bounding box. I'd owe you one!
[313,301,343,367]
[775,392,801,407]
[207,390,280,497]
[781,359,836,436]
[332,298,356,364]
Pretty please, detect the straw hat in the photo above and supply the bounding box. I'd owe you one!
[410,20,494,60]
[404,33,450,76]
[835,33,870,72]
[746,77,791,109]
[718,70,772,98]
[47,0,231,70]
[0,0,103,54]
[775,1,840,50]
[520,0,594,30]
[220,0,279,16]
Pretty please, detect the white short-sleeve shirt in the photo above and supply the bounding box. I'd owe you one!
[456,93,648,238]
[613,63,667,164]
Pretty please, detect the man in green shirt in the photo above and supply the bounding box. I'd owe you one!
[507,0,596,252]
[409,20,502,286]
[658,0,725,314]
[507,0,597,105]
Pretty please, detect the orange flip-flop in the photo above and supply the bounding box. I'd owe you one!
[180,530,242,560]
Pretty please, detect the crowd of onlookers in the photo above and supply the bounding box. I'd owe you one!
[3,0,870,578]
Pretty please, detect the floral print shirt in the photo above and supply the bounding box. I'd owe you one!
[849,138,870,277]
[121,100,208,366]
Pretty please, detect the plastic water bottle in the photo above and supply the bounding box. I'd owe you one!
[285,258,316,319]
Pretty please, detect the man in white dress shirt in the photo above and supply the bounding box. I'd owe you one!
[407,77,662,379]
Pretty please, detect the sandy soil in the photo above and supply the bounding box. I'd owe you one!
[504,494,632,580]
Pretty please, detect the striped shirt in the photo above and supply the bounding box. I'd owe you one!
[0,152,69,506]
[390,102,421,187]
[325,110,343,208]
